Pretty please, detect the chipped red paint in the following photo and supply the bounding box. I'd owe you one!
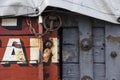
[0,17,43,80]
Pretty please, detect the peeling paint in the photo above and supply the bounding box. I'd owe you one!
[107,35,120,43]
[62,50,74,61]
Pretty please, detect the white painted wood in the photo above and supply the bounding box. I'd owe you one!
[50,38,59,63]
[30,47,40,64]
[105,23,120,80]
[2,18,17,26]
[78,17,93,79]
[30,38,40,64]
[0,38,26,64]
[30,38,40,47]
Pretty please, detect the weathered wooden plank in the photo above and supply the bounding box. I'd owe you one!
[62,45,78,62]
[93,28,105,63]
[60,14,78,27]
[94,64,105,80]
[62,77,79,80]
[105,23,120,80]
[62,28,78,62]
[62,64,79,77]
[92,19,105,27]
[63,28,78,45]
[78,17,93,79]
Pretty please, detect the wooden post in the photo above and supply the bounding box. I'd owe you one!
[78,17,93,80]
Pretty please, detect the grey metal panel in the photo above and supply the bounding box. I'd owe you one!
[78,17,93,79]
[94,64,105,80]
[93,28,105,63]
[105,23,120,80]
[62,64,79,77]
[62,28,79,62]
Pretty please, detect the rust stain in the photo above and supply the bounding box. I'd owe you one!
[16,50,25,61]
[107,35,120,43]
[62,50,74,61]
[43,48,52,62]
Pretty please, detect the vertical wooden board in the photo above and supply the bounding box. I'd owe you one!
[62,28,78,62]
[93,28,105,62]
[78,17,93,79]
[43,31,59,80]
[62,27,79,79]
[63,28,78,45]
[105,23,120,80]
[94,64,105,80]
[62,77,79,80]
[62,64,79,77]
[62,45,78,62]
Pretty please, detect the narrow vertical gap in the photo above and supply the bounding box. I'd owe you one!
[58,27,63,80]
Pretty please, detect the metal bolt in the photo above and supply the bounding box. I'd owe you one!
[111,51,117,58]
[81,38,92,51]
[117,17,120,22]
[81,76,92,80]
[45,40,53,48]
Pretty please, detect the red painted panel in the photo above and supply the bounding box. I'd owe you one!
[0,64,43,80]
[0,17,43,80]
[43,31,60,80]
[0,17,39,35]
[44,63,59,80]
[0,36,38,47]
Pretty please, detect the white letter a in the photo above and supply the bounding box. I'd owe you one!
[1,38,26,64]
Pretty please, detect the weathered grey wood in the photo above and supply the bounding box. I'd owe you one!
[62,64,79,77]
[60,14,79,27]
[93,28,105,63]
[92,19,105,27]
[62,28,79,62]
[62,27,80,79]
[62,77,79,80]
[62,45,78,62]
[78,17,93,79]
[94,64,105,80]
[105,23,120,80]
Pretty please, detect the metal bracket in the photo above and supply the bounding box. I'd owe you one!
[43,14,62,31]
